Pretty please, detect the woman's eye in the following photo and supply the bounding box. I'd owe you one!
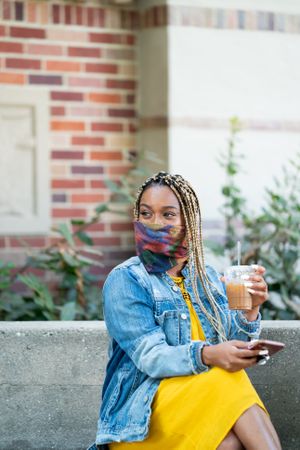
[140,211,151,217]
[164,212,176,218]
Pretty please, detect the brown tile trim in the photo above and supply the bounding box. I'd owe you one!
[141,116,300,133]
[141,6,300,34]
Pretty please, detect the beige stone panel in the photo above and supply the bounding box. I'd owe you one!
[107,134,136,148]
[51,164,68,177]
[119,63,137,77]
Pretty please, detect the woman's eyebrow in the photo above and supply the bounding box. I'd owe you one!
[140,203,179,210]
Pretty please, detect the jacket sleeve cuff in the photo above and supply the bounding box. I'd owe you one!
[189,340,211,374]
[234,310,262,338]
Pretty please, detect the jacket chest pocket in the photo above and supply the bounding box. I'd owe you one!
[155,309,181,346]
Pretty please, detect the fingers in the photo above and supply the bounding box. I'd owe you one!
[251,264,266,274]
[244,273,268,301]
[230,340,250,348]
[241,356,259,368]
[236,348,263,358]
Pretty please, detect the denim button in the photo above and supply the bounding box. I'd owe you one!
[181,313,187,320]
[144,395,149,403]
[172,286,178,292]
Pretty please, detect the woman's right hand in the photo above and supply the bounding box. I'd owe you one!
[202,340,262,372]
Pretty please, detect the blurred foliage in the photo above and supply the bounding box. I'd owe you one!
[0,150,155,321]
[206,117,300,320]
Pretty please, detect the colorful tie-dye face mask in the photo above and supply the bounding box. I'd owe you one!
[133,220,188,273]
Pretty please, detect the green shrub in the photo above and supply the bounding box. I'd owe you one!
[206,117,300,319]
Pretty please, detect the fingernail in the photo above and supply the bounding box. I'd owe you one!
[244,282,254,287]
[247,288,255,294]
[259,350,269,356]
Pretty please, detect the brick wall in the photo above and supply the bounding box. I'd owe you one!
[0,0,139,281]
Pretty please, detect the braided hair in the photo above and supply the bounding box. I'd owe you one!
[134,171,227,342]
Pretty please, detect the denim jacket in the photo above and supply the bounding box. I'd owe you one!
[88,256,261,449]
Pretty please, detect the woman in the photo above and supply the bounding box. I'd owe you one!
[88,172,281,450]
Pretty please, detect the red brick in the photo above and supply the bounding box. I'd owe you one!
[87,7,93,27]
[68,46,101,58]
[8,236,46,248]
[108,165,132,175]
[52,5,60,24]
[51,150,84,159]
[52,208,86,218]
[107,250,134,260]
[72,193,106,203]
[0,72,25,84]
[89,32,122,44]
[6,58,41,70]
[0,238,6,247]
[92,237,121,246]
[111,222,133,232]
[65,5,72,25]
[106,79,136,90]
[52,179,85,189]
[129,123,138,133]
[90,151,122,161]
[26,2,37,22]
[0,42,23,53]
[68,76,105,88]
[108,108,136,118]
[52,193,67,203]
[51,121,85,131]
[75,6,83,25]
[91,123,123,132]
[46,60,81,72]
[69,106,105,117]
[29,74,62,85]
[51,91,83,102]
[89,180,106,189]
[15,2,24,21]
[85,63,118,74]
[83,222,105,232]
[0,26,5,37]
[72,136,104,146]
[126,34,136,45]
[51,106,65,116]
[10,26,45,39]
[27,43,63,56]
[88,92,121,103]
[71,165,103,175]
[88,7,104,27]
[126,94,135,104]
[3,0,11,20]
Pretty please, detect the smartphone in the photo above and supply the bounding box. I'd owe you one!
[248,339,285,355]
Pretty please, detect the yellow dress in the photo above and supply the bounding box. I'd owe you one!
[109,275,267,450]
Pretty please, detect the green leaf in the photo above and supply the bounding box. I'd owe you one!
[61,251,80,268]
[71,219,86,226]
[95,203,109,214]
[76,231,94,246]
[105,179,122,194]
[57,223,74,247]
[18,274,55,312]
[60,301,77,320]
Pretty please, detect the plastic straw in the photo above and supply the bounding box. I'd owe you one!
[237,241,241,266]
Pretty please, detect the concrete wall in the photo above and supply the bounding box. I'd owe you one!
[1,320,299,449]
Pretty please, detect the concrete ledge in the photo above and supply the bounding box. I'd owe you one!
[1,321,299,450]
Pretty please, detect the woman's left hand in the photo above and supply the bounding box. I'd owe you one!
[221,265,269,321]
[244,265,269,307]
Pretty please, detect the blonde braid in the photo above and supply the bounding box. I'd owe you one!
[134,172,228,342]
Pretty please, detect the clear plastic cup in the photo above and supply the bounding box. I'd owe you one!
[224,265,255,310]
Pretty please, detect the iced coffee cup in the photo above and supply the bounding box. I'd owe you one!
[224,265,255,310]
